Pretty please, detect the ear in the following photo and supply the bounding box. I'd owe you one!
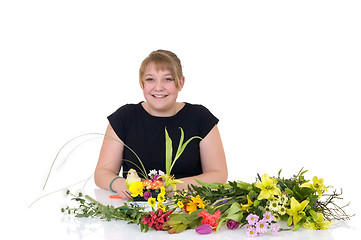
[178,76,185,91]
[139,80,144,90]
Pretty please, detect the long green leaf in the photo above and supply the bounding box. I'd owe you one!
[170,135,202,173]
[175,127,185,160]
[165,128,173,175]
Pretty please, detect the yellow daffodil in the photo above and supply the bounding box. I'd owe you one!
[148,197,156,207]
[241,195,253,212]
[300,176,328,198]
[128,181,144,197]
[254,174,282,200]
[157,193,165,203]
[177,200,184,209]
[304,212,333,230]
[286,197,309,226]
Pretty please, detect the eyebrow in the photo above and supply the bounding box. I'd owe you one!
[144,73,173,77]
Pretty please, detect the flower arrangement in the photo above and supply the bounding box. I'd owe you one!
[63,168,352,236]
[57,128,353,236]
[126,169,165,201]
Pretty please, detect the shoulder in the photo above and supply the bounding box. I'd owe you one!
[185,103,217,119]
[108,103,140,119]
[183,103,219,138]
[107,103,141,140]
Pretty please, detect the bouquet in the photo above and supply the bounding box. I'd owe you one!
[55,128,353,236]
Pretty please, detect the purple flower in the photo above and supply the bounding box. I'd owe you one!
[196,224,212,234]
[215,197,228,205]
[152,174,161,181]
[143,191,152,200]
[227,219,239,230]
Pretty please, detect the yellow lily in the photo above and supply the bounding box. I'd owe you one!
[254,174,282,200]
[287,197,309,226]
[161,174,183,191]
[304,212,333,230]
[300,176,328,198]
[241,195,253,212]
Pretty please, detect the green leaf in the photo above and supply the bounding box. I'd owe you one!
[287,216,293,227]
[194,178,222,189]
[293,217,306,231]
[165,128,173,175]
[175,127,185,161]
[309,210,318,220]
[226,202,243,222]
[285,188,293,196]
[171,130,202,173]
[216,218,226,232]
[175,224,188,233]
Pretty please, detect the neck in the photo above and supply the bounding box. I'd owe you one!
[142,102,184,117]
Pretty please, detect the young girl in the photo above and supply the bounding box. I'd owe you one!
[94,50,227,199]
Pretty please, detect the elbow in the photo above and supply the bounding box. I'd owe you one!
[220,171,228,184]
[94,170,102,189]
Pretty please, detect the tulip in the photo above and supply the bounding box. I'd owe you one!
[227,219,239,230]
[196,224,212,234]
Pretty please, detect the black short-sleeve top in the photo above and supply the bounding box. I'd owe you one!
[107,102,219,179]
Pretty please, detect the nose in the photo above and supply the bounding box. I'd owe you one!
[154,79,165,91]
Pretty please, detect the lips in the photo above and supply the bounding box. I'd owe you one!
[152,94,168,98]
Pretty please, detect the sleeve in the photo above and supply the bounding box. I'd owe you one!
[107,104,132,141]
[196,105,219,138]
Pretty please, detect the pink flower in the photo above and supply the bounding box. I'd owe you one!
[263,212,274,223]
[247,226,257,238]
[246,214,259,225]
[255,219,268,234]
[198,210,221,229]
[196,224,212,234]
[271,223,280,235]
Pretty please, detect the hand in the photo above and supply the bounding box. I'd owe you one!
[112,178,132,200]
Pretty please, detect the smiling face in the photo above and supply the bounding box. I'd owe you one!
[141,62,184,116]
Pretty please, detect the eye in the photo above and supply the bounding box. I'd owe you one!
[165,78,174,81]
[145,78,154,82]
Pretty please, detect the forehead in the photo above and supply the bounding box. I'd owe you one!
[144,62,174,75]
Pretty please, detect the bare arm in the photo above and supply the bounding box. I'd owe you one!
[94,124,131,199]
[176,125,228,190]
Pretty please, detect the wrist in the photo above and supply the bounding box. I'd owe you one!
[110,176,123,193]
[111,177,126,193]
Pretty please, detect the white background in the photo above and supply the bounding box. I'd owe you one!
[1,0,360,239]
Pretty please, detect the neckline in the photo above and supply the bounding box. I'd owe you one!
[138,102,188,119]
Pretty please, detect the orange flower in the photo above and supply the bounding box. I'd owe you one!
[143,179,163,190]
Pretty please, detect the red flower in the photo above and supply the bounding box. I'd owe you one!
[198,210,221,229]
[141,209,173,231]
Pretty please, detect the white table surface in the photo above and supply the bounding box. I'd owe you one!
[16,183,360,240]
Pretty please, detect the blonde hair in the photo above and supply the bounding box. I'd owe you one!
[139,50,183,90]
